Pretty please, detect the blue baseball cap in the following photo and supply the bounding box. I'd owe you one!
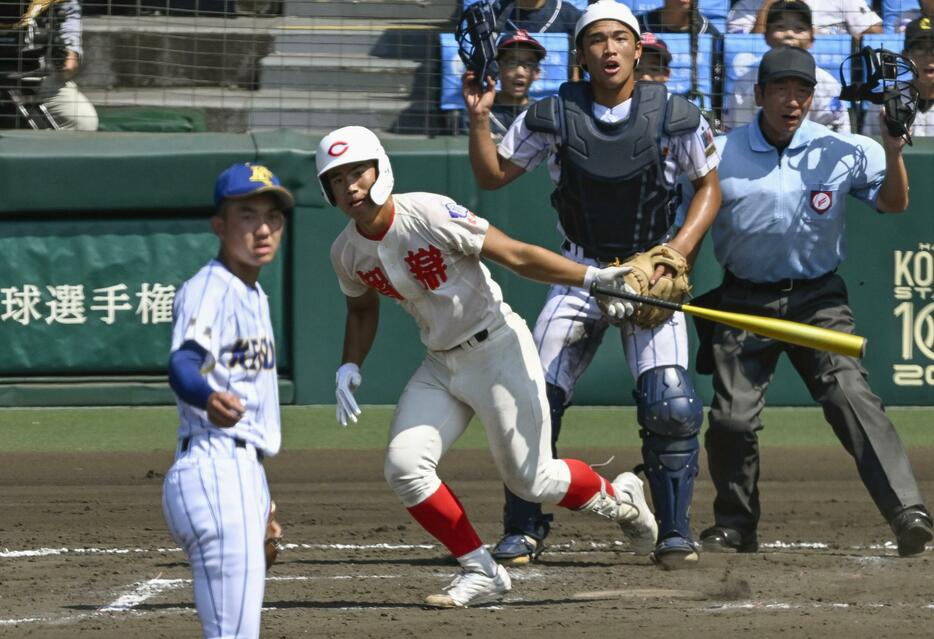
[213,163,295,210]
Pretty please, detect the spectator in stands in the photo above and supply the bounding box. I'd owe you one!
[42,0,98,131]
[893,0,934,32]
[862,16,934,136]
[723,0,851,132]
[505,0,583,79]
[637,0,723,37]
[638,32,672,82]
[728,0,883,36]
[461,30,546,141]
[506,0,582,34]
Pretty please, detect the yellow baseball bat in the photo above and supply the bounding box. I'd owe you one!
[591,284,867,358]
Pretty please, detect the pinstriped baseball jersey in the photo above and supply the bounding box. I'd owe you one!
[171,259,281,456]
[330,191,514,352]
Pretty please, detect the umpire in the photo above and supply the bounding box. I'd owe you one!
[697,45,933,556]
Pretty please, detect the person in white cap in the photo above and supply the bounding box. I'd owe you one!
[463,0,722,570]
[316,124,659,608]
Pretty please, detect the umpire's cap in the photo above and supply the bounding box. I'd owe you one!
[214,163,294,211]
[757,45,817,87]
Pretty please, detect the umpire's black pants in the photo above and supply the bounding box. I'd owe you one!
[705,273,925,538]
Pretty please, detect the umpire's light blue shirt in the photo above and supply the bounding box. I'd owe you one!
[711,115,887,283]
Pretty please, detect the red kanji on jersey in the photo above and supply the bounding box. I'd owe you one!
[357,267,403,299]
[405,245,447,290]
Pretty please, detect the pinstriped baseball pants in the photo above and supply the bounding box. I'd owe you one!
[163,435,271,639]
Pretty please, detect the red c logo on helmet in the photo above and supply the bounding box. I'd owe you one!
[328,141,349,157]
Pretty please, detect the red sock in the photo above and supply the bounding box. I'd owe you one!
[557,459,615,509]
[406,483,483,558]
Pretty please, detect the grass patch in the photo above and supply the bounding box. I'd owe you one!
[0,406,931,452]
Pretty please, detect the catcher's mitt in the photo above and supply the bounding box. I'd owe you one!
[623,244,692,329]
[265,500,283,569]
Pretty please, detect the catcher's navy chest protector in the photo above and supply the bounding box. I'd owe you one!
[525,81,700,261]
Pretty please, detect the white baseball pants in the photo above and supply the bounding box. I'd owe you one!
[385,312,574,507]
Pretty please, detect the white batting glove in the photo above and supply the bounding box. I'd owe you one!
[583,265,637,319]
[335,362,362,427]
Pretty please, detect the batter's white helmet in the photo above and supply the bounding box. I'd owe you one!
[574,0,641,48]
[316,126,394,207]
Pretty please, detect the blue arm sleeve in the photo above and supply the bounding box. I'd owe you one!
[168,341,214,410]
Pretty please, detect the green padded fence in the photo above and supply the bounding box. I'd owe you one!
[0,130,931,407]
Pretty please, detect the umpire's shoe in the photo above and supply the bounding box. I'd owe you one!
[890,506,934,557]
[699,526,759,553]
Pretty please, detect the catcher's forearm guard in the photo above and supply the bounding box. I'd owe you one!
[840,47,919,145]
[455,0,515,85]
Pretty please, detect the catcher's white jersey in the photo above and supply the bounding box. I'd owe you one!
[330,191,513,351]
[170,259,281,456]
[498,94,719,188]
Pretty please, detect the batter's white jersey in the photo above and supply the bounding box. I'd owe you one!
[330,192,513,351]
[171,258,281,456]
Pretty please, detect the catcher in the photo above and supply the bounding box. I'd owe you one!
[463,0,721,569]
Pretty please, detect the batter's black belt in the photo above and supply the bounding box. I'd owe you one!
[458,328,489,349]
[180,436,264,462]
[724,269,837,293]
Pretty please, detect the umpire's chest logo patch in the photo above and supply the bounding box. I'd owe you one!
[810,190,833,214]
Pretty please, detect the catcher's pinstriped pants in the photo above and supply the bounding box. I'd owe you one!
[705,273,925,537]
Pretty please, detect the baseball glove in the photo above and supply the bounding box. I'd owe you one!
[265,500,283,569]
[623,244,692,329]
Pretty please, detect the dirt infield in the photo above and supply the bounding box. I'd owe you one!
[2,446,933,638]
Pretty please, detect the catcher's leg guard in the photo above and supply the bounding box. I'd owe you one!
[492,384,566,565]
[635,365,703,569]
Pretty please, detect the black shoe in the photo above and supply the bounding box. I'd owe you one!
[490,532,545,566]
[890,507,934,557]
[699,526,759,553]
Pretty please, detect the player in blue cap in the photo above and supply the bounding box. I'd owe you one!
[162,162,292,638]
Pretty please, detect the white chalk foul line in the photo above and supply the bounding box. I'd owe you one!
[100,578,190,612]
[0,539,921,562]
[99,574,407,614]
[0,546,181,559]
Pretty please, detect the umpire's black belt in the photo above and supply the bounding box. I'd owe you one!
[180,436,264,462]
[724,269,836,293]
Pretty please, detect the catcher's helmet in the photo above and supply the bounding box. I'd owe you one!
[840,47,919,144]
[315,126,394,206]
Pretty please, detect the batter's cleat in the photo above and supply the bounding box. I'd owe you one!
[651,536,700,570]
[611,472,658,555]
[424,564,512,608]
[491,533,544,566]
[890,507,934,557]
[699,526,759,553]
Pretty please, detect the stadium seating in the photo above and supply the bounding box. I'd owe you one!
[657,33,716,110]
[462,0,589,11]
[882,0,921,32]
[723,33,854,100]
[625,0,729,34]
[439,31,571,111]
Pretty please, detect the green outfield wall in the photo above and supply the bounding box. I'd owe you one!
[0,129,931,407]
